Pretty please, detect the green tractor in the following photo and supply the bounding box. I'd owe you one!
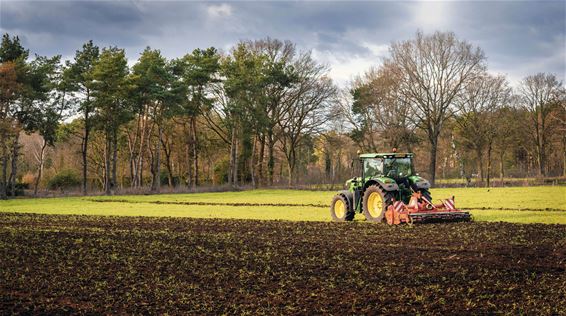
[330,152,470,224]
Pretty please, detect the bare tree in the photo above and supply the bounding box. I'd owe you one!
[279,53,336,186]
[347,65,418,152]
[493,102,519,184]
[387,31,486,184]
[552,91,566,176]
[454,72,511,187]
[518,73,565,176]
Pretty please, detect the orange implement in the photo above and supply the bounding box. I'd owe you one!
[385,192,471,225]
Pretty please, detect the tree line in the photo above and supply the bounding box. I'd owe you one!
[0,31,564,198]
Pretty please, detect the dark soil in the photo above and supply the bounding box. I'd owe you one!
[1,213,565,315]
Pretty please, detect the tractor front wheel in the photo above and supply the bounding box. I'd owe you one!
[330,194,354,222]
[362,185,393,223]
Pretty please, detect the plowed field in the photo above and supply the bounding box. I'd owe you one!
[1,213,565,314]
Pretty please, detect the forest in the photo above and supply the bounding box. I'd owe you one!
[0,31,564,198]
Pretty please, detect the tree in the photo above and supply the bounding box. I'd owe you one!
[22,55,66,196]
[349,65,418,152]
[387,31,486,184]
[245,38,298,186]
[91,47,131,195]
[552,90,566,176]
[221,43,268,187]
[0,62,21,198]
[0,34,29,199]
[64,40,100,195]
[131,47,182,192]
[493,102,519,183]
[0,34,29,64]
[454,72,511,187]
[518,73,565,176]
[279,51,336,186]
[177,47,220,188]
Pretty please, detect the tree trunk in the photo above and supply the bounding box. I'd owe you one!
[33,139,47,197]
[229,125,239,187]
[135,110,149,188]
[82,108,90,195]
[486,144,492,188]
[538,142,545,177]
[191,117,199,188]
[111,129,118,195]
[267,130,274,186]
[161,136,174,187]
[499,150,505,185]
[287,146,296,187]
[185,139,192,188]
[476,148,484,184]
[535,111,546,177]
[104,132,111,195]
[258,133,265,187]
[9,134,19,197]
[128,136,136,189]
[234,134,239,187]
[250,135,257,189]
[127,113,141,188]
[1,145,7,200]
[428,137,438,186]
[152,124,162,193]
[228,128,235,187]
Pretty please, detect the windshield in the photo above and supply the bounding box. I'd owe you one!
[363,158,383,177]
[383,158,413,178]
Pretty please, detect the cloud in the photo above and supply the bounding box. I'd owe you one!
[207,4,232,18]
[0,1,563,87]
[411,1,454,32]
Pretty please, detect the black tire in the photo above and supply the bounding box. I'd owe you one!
[362,185,394,223]
[419,189,432,202]
[330,194,355,222]
[420,189,432,201]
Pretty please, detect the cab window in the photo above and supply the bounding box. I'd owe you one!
[383,158,413,177]
[364,158,383,177]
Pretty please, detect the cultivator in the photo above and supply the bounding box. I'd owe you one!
[385,192,471,225]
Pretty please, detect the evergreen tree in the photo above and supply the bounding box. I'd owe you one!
[64,40,100,195]
[91,47,131,195]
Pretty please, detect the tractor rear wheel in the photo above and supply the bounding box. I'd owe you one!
[330,194,354,222]
[362,185,393,223]
[419,189,432,203]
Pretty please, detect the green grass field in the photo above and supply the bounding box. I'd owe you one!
[1,186,565,224]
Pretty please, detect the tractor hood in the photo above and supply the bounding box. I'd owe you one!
[370,176,399,191]
[344,176,399,191]
[408,175,431,189]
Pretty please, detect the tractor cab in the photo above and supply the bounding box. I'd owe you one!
[361,153,415,180]
[355,153,430,203]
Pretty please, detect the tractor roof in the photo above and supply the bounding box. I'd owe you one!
[359,153,414,159]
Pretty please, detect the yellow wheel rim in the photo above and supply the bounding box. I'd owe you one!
[367,192,383,218]
[334,199,346,218]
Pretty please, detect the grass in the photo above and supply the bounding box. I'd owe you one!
[0,186,565,224]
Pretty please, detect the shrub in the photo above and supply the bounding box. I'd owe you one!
[47,169,81,191]
[21,172,35,186]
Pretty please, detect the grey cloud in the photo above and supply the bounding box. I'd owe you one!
[0,1,563,84]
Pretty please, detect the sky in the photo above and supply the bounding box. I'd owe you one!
[1,0,564,87]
